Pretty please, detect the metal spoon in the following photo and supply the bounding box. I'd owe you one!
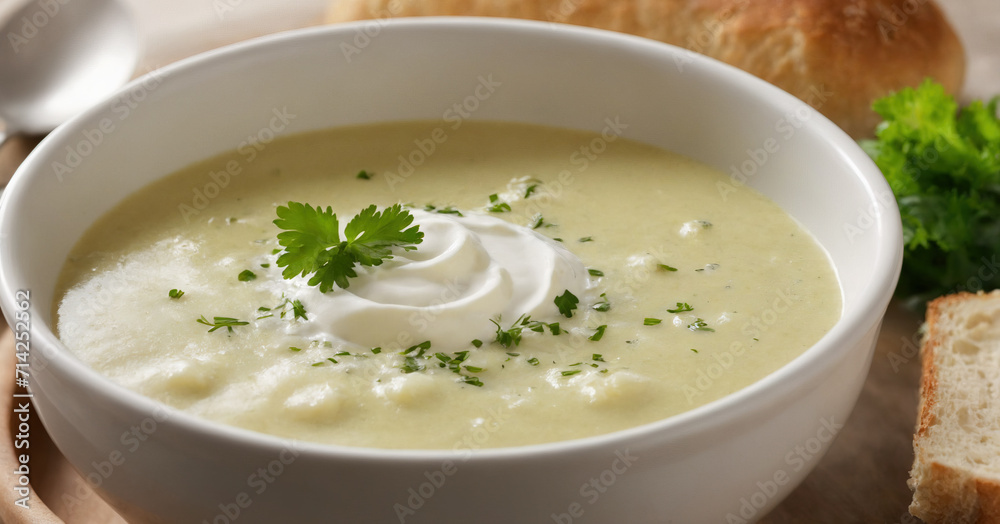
[0,0,139,147]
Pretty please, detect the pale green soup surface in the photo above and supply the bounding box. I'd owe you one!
[55,121,841,449]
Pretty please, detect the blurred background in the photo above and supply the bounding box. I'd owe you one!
[0,0,995,101]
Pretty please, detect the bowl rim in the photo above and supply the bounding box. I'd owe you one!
[0,16,902,461]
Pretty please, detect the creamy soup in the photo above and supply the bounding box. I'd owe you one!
[54,121,841,449]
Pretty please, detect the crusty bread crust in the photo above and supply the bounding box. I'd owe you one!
[325,0,965,138]
[911,291,1000,524]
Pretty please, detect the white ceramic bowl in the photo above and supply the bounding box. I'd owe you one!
[0,18,901,523]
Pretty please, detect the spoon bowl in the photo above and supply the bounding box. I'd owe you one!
[0,0,139,144]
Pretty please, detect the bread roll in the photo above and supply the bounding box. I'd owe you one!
[910,291,1000,523]
[326,0,966,138]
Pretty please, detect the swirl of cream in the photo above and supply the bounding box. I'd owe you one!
[284,210,588,351]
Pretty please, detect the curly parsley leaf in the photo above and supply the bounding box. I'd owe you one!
[274,203,423,292]
[861,80,1000,304]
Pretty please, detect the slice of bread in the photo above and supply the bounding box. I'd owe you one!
[910,291,1000,523]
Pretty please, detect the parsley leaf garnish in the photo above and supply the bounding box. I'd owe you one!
[554,290,579,318]
[462,376,484,387]
[861,80,1000,303]
[491,315,526,348]
[274,203,423,292]
[400,340,432,357]
[290,299,308,321]
[530,214,556,230]
[424,204,463,216]
[487,193,512,213]
[592,293,611,312]
[687,318,715,332]
[168,289,185,299]
[667,302,694,313]
[196,315,249,333]
[257,296,308,321]
[238,270,257,282]
[400,356,424,374]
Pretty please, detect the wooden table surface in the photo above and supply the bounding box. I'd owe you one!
[0,0,995,522]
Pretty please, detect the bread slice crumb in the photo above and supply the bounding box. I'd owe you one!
[911,291,1000,523]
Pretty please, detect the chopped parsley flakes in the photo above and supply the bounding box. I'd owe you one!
[592,293,611,312]
[196,315,249,334]
[687,318,715,332]
[667,302,694,313]
[487,193,511,213]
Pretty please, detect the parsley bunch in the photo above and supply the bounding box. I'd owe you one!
[274,203,423,292]
[861,80,1000,305]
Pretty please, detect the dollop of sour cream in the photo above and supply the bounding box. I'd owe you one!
[272,210,589,351]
